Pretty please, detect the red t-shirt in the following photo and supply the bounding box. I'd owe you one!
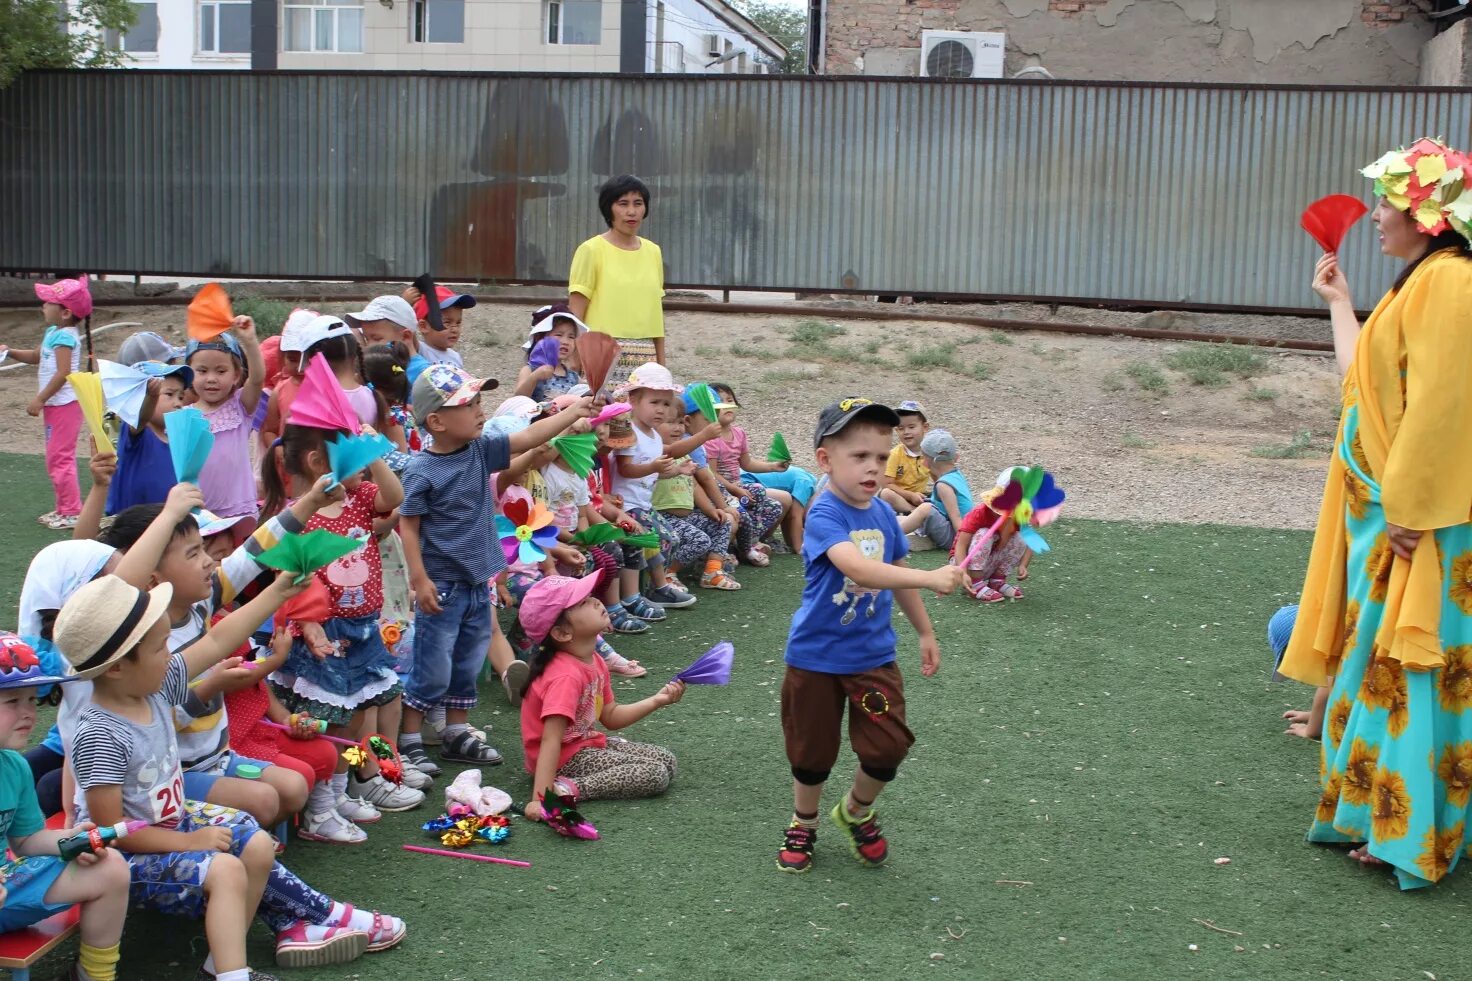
[520,652,613,773]
[959,503,1003,535]
[305,481,384,618]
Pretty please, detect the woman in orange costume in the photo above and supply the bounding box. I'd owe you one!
[1282,137,1472,889]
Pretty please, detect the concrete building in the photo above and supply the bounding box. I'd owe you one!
[813,0,1459,84]
[100,0,785,73]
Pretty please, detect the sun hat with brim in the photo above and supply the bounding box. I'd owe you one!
[519,573,602,645]
[35,276,93,320]
[197,509,251,539]
[495,395,541,421]
[279,309,321,354]
[0,632,82,690]
[524,306,591,350]
[623,362,681,394]
[53,577,173,681]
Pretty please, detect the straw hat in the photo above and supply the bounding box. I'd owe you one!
[53,576,173,680]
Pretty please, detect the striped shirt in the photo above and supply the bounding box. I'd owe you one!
[73,655,189,829]
[400,433,511,584]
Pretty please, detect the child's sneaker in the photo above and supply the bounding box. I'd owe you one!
[335,793,381,824]
[646,583,697,609]
[399,742,441,777]
[348,773,424,812]
[330,903,407,952]
[399,760,433,790]
[700,570,741,590]
[274,920,369,968]
[45,513,78,530]
[609,606,651,634]
[776,821,817,873]
[299,808,368,844]
[829,801,888,866]
[625,596,667,622]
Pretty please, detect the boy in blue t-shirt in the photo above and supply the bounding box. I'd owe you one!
[397,364,592,773]
[777,400,967,874]
[0,632,130,981]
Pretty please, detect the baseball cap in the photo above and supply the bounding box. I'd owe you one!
[0,632,82,691]
[812,398,901,449]
[132,359,195,390]
[297,315,355,354]
[623,362,680,394]
[679,383,737,417]
[413,286,477,322]
[1268,604,1299,682]
[53,577,174,681]
[35,275,93,320]
[412,363,497,426]
[895,399,927,419]
[525,304,590,350]
[279,308,321,354]
[519,573,602,645]
[919,429,958,463]
[118,331,181,366]
[346,296,417,332]
[495,395,541,421]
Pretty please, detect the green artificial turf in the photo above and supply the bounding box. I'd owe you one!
[2,451,1469,980]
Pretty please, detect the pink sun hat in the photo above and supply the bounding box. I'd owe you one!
[519,573,602,645]
[35,275,93,320]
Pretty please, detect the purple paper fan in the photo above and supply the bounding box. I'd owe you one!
[529,336,562,371]
[672,641,734,685]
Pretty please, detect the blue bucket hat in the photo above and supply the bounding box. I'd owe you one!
[131,359,195,390]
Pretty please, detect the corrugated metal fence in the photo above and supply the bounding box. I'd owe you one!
[2,70,1470,312]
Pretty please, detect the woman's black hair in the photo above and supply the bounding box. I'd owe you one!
[260,423,351,519]
[304,332,390,431]
[597,175,651,228]
[99,504,198,551]
[1391,232,1472,291]
[363,342,410,405]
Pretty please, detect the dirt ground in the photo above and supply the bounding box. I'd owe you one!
[0,300,1341,530]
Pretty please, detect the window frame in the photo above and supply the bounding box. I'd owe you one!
[104,0,160,55]
[281,0,364,53]
[411,0,465,43]
[544,0,601,45]
[198,0,252,56]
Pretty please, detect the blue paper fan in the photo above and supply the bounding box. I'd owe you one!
[164,407,214,485]
[326,432,393,490]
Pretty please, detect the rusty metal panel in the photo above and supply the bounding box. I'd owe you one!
[2,71,1470,312]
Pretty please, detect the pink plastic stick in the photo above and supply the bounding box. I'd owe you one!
[401,844,531,868]
[957,511,1010,568]
[261,720,357,747]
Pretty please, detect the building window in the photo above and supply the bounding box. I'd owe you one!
[200,0,251,53]
[412,0,464,42]
[546,0,600,44]
[283,0,363,52]
[104,1,159,53]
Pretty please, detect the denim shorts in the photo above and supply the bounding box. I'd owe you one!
[404,578,493,713]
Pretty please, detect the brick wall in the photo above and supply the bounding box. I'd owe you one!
[1361,1,1420,25]
[1048,0,1111,13]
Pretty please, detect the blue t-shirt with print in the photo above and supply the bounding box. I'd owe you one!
[785,493,909,674]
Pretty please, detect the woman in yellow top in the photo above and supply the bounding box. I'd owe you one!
[568,175,666,392]
[1282,137,1472,890]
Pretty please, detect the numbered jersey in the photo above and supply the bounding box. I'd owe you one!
[72,654,190,828]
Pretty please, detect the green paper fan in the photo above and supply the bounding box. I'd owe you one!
[572,523,625,547]
[625,530,660,549]
[550,432,599,479]
[767,431,791,463]
[257,530,363,585]
[689,383,718,423]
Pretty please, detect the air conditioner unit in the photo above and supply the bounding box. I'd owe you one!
[705,34,722,58]
[919,30,1005,79]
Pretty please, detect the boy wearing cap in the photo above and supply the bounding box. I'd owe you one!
[106,360,194,515]
[776,399,966,874]
[898,430,973,552]
[880,400,932,515]
[406,285,475,369]
[397,364,592,772]
[0,632,131,981]
[347,296,430,385]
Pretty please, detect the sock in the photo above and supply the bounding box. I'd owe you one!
[792,810,819,829]
[217,971,250,981]
[330,772,348,797]
[78,941,120,981]
[442,722,470,743]
[307,780,336,814]
[331,901,377,933]
[399,731,423,751]
[843,794,874,822]
[703,557,722,576]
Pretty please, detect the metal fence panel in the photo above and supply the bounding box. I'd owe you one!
[2,70,1470,312]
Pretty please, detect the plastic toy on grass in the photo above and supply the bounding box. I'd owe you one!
[539,788,599,840]
[1301,195,1369,253]
[257,530,363,584]
[164,407,214,485]
[66,371,113,454]
[186,283,234,341]
[672,641,734,685]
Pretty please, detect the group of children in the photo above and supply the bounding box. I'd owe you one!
[0,272,1051,977]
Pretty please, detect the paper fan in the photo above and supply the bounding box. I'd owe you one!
[164,407,215,485]
[186,283,234,341]
[572,523,626,547]
[672,641,733,685]
[766,432,791,463]
[576,332,620,394]
[495,495,560,565]
[67,371,114,454]
[326,431,392,488]
[99,359,151,429]
[624,529,659,550]
[687,383,718,423]
[1301,195,1369,254]
[288,353,361,434]
[258,530,364,585]
[590,402,632,427]
[550,433,598,478]
[528,336,562,371]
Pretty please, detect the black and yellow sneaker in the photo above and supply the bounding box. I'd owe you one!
[776,821,817,873]
[830,802,888,866]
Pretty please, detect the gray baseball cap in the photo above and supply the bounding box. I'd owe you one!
[813,398,900,448]
[118,331,181,365]
[919,429,958,463]
[345,295,417,332]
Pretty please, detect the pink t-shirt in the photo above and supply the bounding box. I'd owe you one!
[520,651,612,773]
[196,391,259,519]
[704,427,748,483]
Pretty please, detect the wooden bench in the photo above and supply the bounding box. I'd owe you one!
[0,814,79,980]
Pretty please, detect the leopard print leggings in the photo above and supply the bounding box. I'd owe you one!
[559,739,678,800]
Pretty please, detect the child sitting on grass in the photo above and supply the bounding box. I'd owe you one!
[518,574,683,820]
[776,399,965,874]
[0,632,131,981]
[898,430,972,552]
[879,400,931,515]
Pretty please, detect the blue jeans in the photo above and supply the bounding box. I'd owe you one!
[405,578,492,713]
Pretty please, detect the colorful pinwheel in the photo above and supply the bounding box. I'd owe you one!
[496,495,560,566]
[958,466,1066,567]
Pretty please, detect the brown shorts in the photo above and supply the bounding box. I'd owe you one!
[781,663,915,775]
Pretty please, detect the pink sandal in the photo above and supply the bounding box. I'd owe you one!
[996,583,1024,600]
[968,581,1005,603]
[331,903,406,953]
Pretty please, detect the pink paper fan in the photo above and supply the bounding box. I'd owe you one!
[288,353,362,434]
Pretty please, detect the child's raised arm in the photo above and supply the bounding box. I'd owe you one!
[74,441,116,541]
[365,454,405,514]
[664,420,721,459]
[234,317,266,414]
[114,483,206,587]
[182,572,304,680]
[507,396,594,453]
